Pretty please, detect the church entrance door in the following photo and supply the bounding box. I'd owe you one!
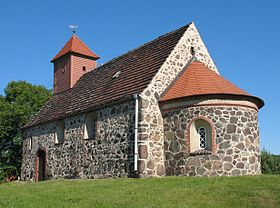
[37,149,46,181]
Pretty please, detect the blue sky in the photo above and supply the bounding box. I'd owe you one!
[0,0,279,154]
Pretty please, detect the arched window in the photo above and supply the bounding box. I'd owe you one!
[189,119,213,152]
[198,126,207,149]
[84,112,97,139]
[55,120,65,144]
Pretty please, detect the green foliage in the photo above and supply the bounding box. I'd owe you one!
[0,175,280,207]
[0,81,51,177]
[0,166,17,182]
[261,149,280,174]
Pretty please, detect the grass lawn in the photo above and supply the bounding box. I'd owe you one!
[0,175,279,208]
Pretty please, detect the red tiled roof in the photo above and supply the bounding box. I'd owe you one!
[51,35,100,62]
[24,24,191,128]
[161,61,263,108]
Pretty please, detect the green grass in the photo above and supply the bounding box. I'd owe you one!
[0,175,279,208]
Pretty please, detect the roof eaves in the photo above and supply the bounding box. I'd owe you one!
[159,93,265,109]
[23,94,134,129]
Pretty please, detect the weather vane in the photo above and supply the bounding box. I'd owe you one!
[69,24,78,34]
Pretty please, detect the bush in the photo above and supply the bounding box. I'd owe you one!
[261,149,280,174]
[0,165,18,182]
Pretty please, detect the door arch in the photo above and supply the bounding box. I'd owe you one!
[36,148,46,181]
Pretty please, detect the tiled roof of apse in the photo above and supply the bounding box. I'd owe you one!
[25,23,191,128]
[160,60,264,108]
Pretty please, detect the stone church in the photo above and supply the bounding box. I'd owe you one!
[21,22,264,181]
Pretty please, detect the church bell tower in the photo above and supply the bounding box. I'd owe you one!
[51,34,99,94]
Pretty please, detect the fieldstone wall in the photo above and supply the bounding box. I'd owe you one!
[162,103,261,177]
[138,23,218,177]
[21,23,261,180]
[21,101,135,181]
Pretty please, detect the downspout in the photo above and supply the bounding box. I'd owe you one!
[134,94,139,174]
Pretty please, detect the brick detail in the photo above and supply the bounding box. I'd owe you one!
[186,116,217,154]
[162,103,259,113]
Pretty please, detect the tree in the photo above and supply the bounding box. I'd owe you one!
[0,81,52,178]
[261,149,280,174]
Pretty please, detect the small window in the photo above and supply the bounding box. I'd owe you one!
[28,137,33,150]
[190,119,212,152]
[84,112,97,139]
[198,127,207,149]
[83,66,86,71]
[190,46,195,56]
[55,121,65,144]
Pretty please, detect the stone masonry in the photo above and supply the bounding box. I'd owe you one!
[21,23,263,181]
[162,100,261,176]
[21,101,135,181]
[138,23,218,177]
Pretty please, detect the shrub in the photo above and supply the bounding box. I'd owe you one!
[0,165,18,182]
[261,149,280,174]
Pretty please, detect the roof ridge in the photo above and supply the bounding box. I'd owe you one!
[74,35,100,58]
[69,35,75,51]
[91,23,191,71]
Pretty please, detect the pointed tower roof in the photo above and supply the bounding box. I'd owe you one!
[51,35,100,62]
[161,61,264,108]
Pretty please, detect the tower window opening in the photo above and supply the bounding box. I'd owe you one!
[190,46,195,56]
